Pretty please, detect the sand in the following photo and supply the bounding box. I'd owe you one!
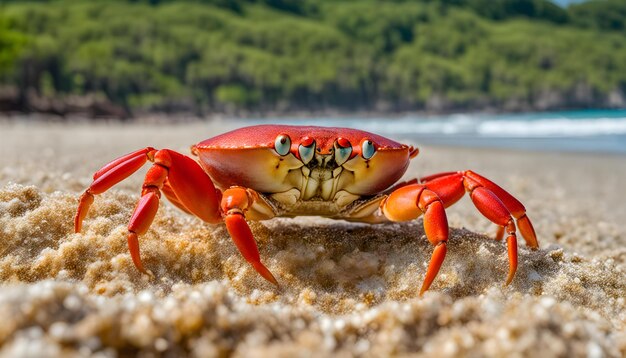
[0,119,625,357]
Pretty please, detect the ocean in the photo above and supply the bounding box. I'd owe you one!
[242,109,626,154]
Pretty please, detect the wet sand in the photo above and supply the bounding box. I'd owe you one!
[0,120,625,357]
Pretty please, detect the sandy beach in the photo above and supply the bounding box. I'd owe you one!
[0,120,624,357]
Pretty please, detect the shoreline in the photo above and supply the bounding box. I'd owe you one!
[2,105,626,124]
[3,112,626,156]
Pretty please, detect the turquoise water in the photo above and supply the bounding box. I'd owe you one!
[244,109,626,154]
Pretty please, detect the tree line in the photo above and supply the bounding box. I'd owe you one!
[1,0,626,116]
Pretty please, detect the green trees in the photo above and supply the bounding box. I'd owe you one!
[568,0,626,31]
[454,0,569,23]
[1,0,626,115]
[0,18,29,79]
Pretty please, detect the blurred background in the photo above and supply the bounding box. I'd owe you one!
[1,0,625,152]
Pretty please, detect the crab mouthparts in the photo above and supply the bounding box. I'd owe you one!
[308,153,339,171]
[297,153,346,201]
[300,153,343,182]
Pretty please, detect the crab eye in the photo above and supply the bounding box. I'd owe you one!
[361,140,376,159]
[334,138,352,165]
[274,134,291,156]
[298,137,315,164]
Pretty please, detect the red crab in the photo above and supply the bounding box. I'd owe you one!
[74,125,538,294]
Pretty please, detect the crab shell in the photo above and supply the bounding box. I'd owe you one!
[192,125,418,199]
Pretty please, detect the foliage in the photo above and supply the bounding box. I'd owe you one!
[568,0,626,31]
[1,0,626,113]
[453,0,569,23]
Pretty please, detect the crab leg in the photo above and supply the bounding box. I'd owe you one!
[469,186,519,285]
[382,185,449,295]
[127,189,160,274]
[464,171,537,248]
[419,170,538,285]
[130,150,223,273]
[421,171,538,249]
[494,225,505,241]
[381,170,537,293]
[74,147,156,232]
[75,148,222,274]
[160,178,193,215]
[92,147,156,181]
[221,187,278,286]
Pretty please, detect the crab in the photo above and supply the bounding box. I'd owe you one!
[74,125,538,294]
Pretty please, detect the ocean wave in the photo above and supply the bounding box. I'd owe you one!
[246,111,626,139]
[476,118,626,137]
